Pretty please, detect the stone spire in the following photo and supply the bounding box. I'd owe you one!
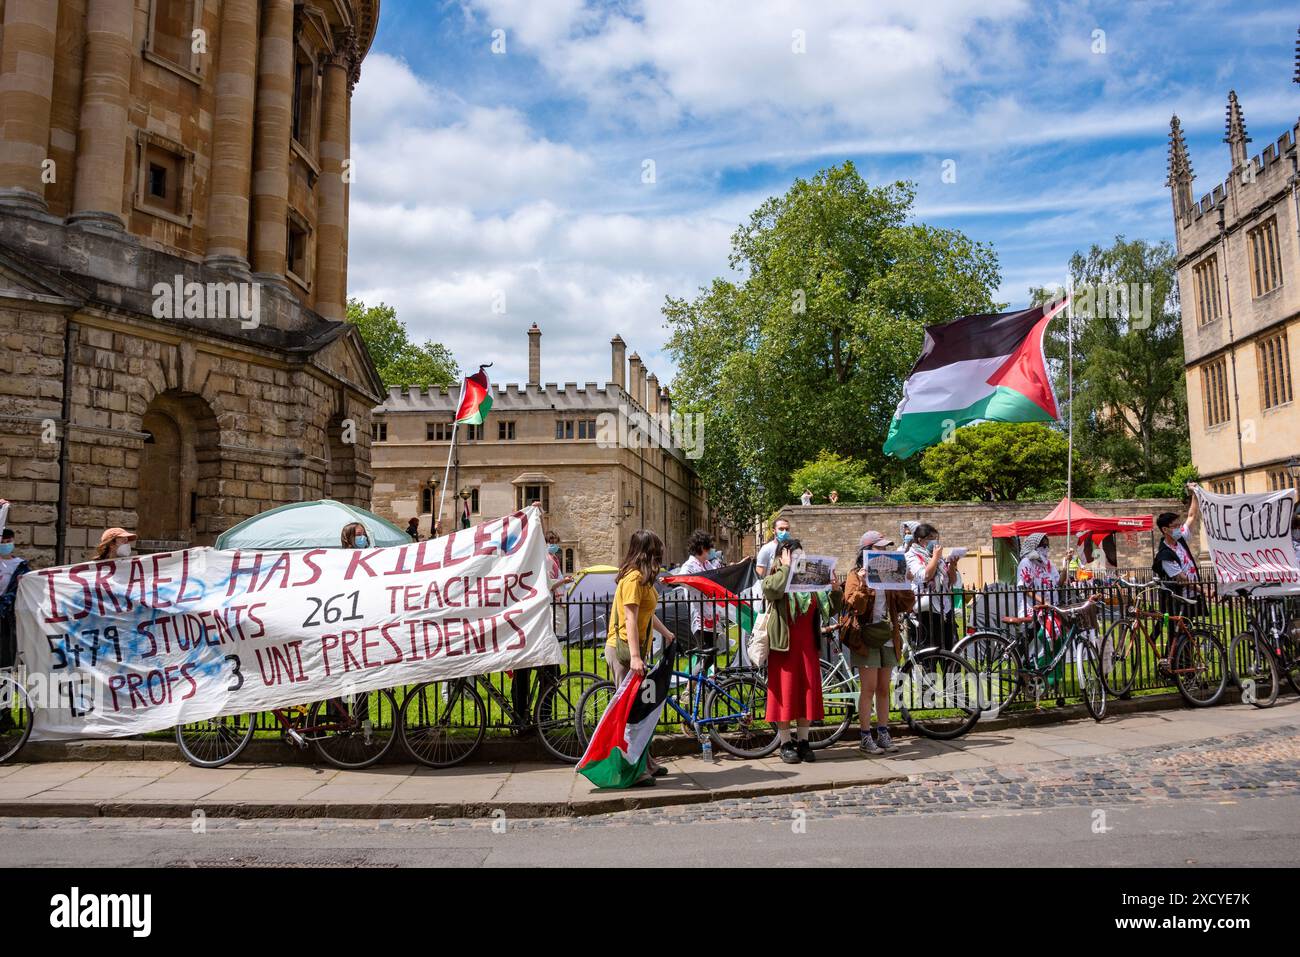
[1224,90,1251,169]
[1294,25,1299,85]
[1167,115,1194,218]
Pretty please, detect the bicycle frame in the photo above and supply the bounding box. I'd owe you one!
[662,655,756,733]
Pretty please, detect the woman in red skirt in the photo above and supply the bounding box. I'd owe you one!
[761,538,841,764]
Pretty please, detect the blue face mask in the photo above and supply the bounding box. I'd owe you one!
[709,549,720,562]
[0,543,13,557]
[775,530,789,543]
[548,544,561,555]
[355,536,369,549]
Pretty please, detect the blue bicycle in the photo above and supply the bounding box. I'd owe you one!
[576,648,777,758]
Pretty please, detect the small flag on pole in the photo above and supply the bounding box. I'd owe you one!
[454,367,493,425]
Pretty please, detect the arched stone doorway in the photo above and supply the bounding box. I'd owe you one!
[138,390,221,546]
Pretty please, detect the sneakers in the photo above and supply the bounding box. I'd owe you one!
[779,741,801,764]
[875,726,899,752]
[795,739,816,763]
[858,732,885,756]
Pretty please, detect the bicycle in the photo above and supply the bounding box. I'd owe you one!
[1096,579,1228,707]
[576,648,775,759]
[1226,585,1298,708]
[0,667,33,764]
[954,598,1107,722]
[399,667,603,768]
[175,688,400,769]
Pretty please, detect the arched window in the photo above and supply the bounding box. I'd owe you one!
[564,548,575,573]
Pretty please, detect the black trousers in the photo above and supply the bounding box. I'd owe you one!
[917,609,956,652]
[511,665,561,726]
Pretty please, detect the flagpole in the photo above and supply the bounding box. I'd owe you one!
[437,377,466,533]
[1066,290,1074,562]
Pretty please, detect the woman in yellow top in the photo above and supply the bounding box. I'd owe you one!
[606,529,675,778]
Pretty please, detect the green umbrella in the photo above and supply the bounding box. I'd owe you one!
[215,500,413,550]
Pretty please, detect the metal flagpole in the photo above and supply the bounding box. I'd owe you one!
[436,377,466,534]
[1066,292,1075,562]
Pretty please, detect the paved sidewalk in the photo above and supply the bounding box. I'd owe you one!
[0,699,1295,819]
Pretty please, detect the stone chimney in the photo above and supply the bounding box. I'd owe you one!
[646,372,660,415]
[660,386,671,419]
[610,335,626,389]
[627,352,643,407]
[527,323,541,386]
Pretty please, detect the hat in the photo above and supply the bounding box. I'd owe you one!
[860,530,895,549]
[98,527,137,548]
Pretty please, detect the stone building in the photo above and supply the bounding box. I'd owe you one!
[370,326,734,570]
[0,0,383,567]
[1168,33,1300,496]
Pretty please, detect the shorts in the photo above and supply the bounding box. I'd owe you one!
[850,642,898,670]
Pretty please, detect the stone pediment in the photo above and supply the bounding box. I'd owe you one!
[0,242,87,307]
[304,321,386,402]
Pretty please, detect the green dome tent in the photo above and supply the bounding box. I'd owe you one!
[215,500,412,550]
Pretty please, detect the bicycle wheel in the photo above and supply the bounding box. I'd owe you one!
[808,657,854,750]
[535,670,603,764]
[399,680,486,768]
[174,712,256,768]
[894,649,981,740]
[952,631,1022,716]
[574,679,616,752]
[1171,629,1227,707]
[1284,630,1300,697]
[307,688,398,769]
[1098,617,1141,697]
[1229,631,1278,709]
[1077,640,1107,722]
[705,672,779,758]
[0,674,33,765]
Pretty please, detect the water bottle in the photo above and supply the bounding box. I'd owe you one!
[699,732,714,763]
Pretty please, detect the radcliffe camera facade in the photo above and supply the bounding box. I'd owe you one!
[0,0,383,567]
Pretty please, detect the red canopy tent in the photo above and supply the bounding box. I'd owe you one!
[991,498,1153,581]
[992,497,1152,541]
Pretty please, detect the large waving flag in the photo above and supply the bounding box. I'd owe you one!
[577,656,674,789]
[661,558,759,634]
[883,300,1067,459]
[454,367,493,425]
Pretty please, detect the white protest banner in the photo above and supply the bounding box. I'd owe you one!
[1193,487,1299,593]
[17,506,561,740]
[862,551,911,590]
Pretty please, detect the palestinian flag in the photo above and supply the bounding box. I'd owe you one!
[576,656,674,788]
[454,367,493,425]
[883,299,1067,459]
[661,558,759,633]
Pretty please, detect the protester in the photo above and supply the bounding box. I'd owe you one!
[1015,532,1068,616]
[678,529,720,667]
[1292,512,1300,569]
[800,488,813,506]
[755,517,791,576]
[1153,492,1203,641]
[606,529,676,782]
[340,522,370,549]
[900,520,919,551]
[93,527,136,561]
[842,531,907,755]
[905,522,956,651]
[511,531,571,726]
[762,537,840,764]
[0,526,29,677]
[405,517,420,540]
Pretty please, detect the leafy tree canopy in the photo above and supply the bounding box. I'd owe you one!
[347,298,459,388]
[788,451,880,503]
[920,422,1069,501]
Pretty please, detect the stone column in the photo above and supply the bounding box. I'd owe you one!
[250,0,294,281]
[205,0,260,270]
[0,0,59,210]
[313,48,349,318]
[68,0,134,229]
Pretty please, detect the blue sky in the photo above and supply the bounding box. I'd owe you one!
[347,0,1300,386]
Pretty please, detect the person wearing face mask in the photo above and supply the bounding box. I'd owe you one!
[756,518,792,577]
[678,529,721,666]
[905,523,957,652]
[1015,532,1068,617]
[0,527,30,681]
[340,522,370,549]
[93,527,137,561]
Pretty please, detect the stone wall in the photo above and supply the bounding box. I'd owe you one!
[770,498,1184,578]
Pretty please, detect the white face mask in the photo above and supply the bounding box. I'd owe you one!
[1036,546,1050,561]
[116,543,132,558]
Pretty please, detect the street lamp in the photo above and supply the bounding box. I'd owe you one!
[1286,456,1299,492]
[622,500,634,518]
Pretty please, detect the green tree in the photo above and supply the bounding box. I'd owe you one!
[1030,237,1188,486]
[920,422,1069,501]
[787,451,879,503]
[346,298,459,387]
[665,162,1001,520]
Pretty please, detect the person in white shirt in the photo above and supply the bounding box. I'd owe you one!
[905,523,957,651]
[756,518,791,577]
[678,530,721,670]
[1015,532,1068,617]
[800,489,813,507]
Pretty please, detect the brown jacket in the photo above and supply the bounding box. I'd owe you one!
[840,568,913,651]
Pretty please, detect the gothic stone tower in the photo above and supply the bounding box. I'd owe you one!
[0,0,384,566]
